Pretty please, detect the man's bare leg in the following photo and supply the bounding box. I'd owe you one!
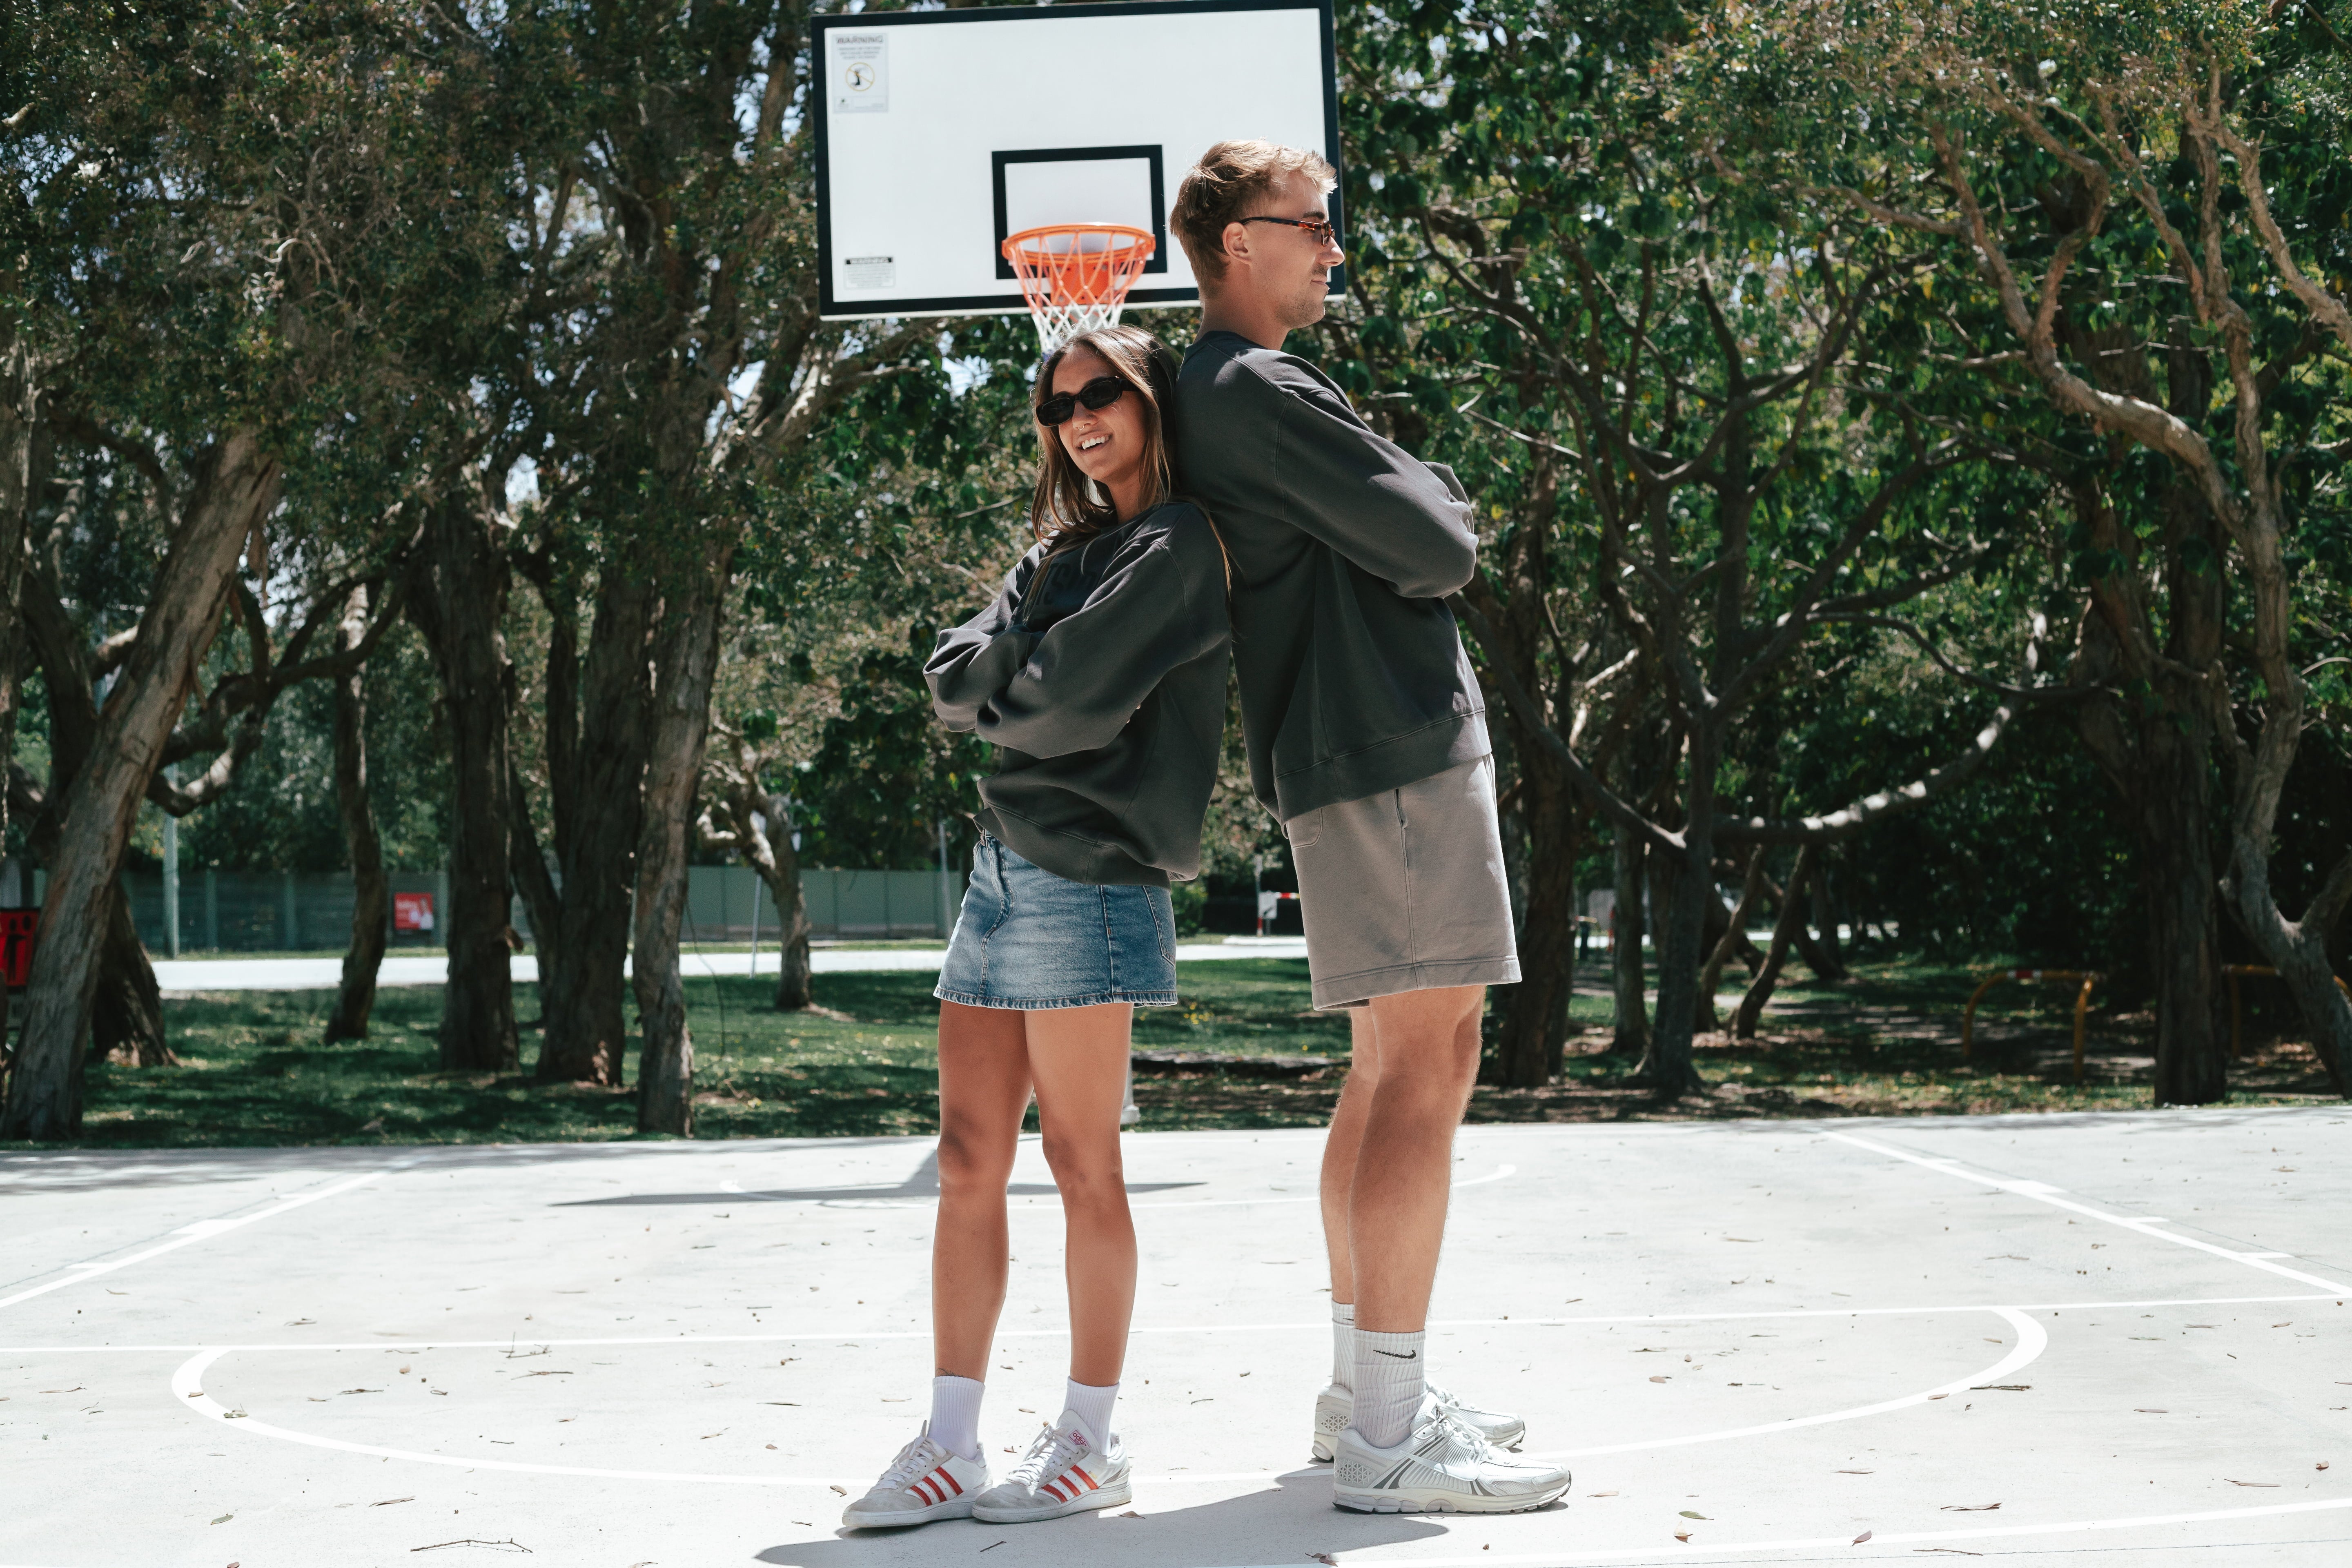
[1348,984,1483,1332]
[1319,1008,1381,1309]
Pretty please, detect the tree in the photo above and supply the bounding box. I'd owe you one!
[1335,1,2052,1096]
[1721,0,2352,1094]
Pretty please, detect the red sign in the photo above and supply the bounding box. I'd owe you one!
[393,892,436,933]
[0,908,34,989]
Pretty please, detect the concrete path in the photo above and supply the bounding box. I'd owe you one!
[151,937,1312,994]
[5,1107,2348,1565]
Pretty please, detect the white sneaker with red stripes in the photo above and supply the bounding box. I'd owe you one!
[841,1425,989,1528]
[969,1409,1132,1523]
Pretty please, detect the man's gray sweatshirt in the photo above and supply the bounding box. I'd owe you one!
[1174,329,1488,821]
[925,501,1230,888]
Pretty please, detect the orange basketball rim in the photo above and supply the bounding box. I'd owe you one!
[1000,223,1156,354]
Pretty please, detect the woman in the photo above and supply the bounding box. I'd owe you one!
[842,325,1229,1530]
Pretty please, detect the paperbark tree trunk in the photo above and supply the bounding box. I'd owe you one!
[1735,844,1818,1038]
[1696,847,1767,1032]
[0,320,39,1053]
[535,572,655,1085]
[1493,760,1579,1085]
[1,432,279,1140]
[94,884,171,1066]
[758,800,813,1012]
[1631,731,1716,1098]
[326,588,388,1042]
[1610,829,1650,1056]
[409,497,517,1074]
[636,547,733,1135]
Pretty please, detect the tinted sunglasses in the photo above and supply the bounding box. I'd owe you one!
[1241,214,1341,248]
[1036,375,1130,426]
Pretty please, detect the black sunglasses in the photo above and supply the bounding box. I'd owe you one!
[1036,375,1129,427]
[1241,214,1341,248]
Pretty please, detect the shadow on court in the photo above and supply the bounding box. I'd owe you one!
[756,1467,1467,1566]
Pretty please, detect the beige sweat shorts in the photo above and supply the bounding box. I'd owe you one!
[1283,753,1522,1011]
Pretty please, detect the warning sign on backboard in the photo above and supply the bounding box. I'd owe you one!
[831,33,888,114]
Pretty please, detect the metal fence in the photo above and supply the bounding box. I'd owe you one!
[3,861,966,954]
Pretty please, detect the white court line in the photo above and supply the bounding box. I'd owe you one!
[0,1162,413,1311]
[1192,1495,2352,1566]
[8,1290,2331,1356]
[1821,1131,2352,1293]
[1527,1306,2040,1462]
[165,1303,2046,1488]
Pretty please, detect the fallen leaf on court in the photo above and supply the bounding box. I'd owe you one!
[1673,1532,1690,1544]
[1307,1554,1338,1565]
[2226,1480,2279,1487]
[829,1485,846,1495]
[2272,1322,2292,1328]
[286,1319,315,1326]
[340,1388,383,1395]
[1587,1491,1619,1497]
[1837,1470,1873,1474]
[765,1444,776,1450]
[1972,1385,2031,1392]
[1940,1502,2000,1511]
[2320,1463,2332,1471]
[224,1409,248,1419]
[1118,1510,1142,1518]
[1648,1375,1669,1383]
[372,1497,415,1507]
[211,1515,233,1525]
[1679,1510,1709,1519]
[1927,1393,1949,1401]
[2135,1409,2167,1414]
[1853,1530,1872,1544]
[38,1388,83,1394]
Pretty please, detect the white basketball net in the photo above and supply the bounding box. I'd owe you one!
[1001,224,1157,355]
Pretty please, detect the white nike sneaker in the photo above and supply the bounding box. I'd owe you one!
[1312,1381,1526,1461]
[1332,1396,1570,1515]
[841,1425,989,1528]
[970,1409,1132,1523]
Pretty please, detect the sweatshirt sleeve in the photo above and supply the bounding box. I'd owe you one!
[931,517,1228,760]
[926,553,1040,734]
[1249,358,1481,599]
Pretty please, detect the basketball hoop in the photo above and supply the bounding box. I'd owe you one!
[1000,223,1156,354]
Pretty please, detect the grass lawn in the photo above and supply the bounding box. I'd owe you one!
[14,954,2339,1151]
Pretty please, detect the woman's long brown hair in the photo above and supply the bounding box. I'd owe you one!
[1027,324,1179,558]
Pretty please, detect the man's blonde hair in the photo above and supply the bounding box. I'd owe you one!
[1171,139,1337,288]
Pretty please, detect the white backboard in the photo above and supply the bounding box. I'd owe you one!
[813,1,1342,321]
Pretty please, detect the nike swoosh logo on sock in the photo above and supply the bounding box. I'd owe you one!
[1371,1349,1419,1360]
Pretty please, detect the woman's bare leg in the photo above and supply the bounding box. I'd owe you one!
[1025,1002,1137,1387]
[932,1000,1034,1380]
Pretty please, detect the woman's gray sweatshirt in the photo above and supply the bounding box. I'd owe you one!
[925,501,1231,888]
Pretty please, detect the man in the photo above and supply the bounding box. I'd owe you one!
[1169,140,1571,1515]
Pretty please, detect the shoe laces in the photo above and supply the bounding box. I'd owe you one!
[1429,1408,1494,1461]
[878,1432,946,1490]
[1005,1422,1082,1489]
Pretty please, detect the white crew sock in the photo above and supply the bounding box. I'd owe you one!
[1063,1377,1118,1444]
[929,1374,984,1461]
[1330,1301,1356,1392]
[1352,1328,1427,1448]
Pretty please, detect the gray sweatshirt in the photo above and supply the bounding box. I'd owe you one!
[925,501,1231,888]
[1174,330,1488,820]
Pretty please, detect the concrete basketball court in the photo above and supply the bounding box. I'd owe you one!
[6,1107,2347,1568]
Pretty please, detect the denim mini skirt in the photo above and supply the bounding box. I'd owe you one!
[935,836,1178,1010]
